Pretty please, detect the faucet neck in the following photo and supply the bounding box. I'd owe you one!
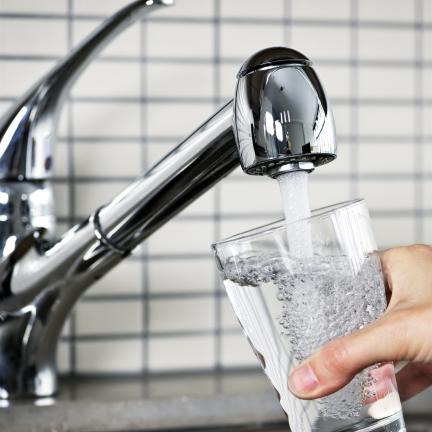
[0,101,239,399]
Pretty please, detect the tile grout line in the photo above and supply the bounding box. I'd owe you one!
[414,0,424,242]
[139,17,151,377]
[66,0,77,376]
[349,0,359,200]
[213,0,222,372]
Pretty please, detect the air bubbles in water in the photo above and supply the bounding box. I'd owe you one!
[223,253,387,420]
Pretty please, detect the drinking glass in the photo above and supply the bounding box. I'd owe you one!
[212,199,406,432]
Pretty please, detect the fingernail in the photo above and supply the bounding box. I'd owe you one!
[288,364,319,395]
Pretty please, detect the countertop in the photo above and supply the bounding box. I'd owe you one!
[0,370,431,432]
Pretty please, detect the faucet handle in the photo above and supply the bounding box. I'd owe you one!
[0,0,173,181]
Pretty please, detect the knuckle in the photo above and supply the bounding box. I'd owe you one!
[320,339,351,378]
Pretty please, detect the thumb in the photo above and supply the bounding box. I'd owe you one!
[287,312,406,399]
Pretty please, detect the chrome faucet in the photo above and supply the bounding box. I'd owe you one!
[0,0,336,399]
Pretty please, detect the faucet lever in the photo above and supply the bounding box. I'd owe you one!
[0,0,173,181]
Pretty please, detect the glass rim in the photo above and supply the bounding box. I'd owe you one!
[212,198,365,250]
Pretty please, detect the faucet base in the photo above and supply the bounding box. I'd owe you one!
[0,283,63,399]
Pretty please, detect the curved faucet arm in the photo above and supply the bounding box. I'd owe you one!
[0,101,239,398]
[0,0,173,181]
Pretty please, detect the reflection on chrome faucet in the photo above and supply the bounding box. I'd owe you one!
[0,0,336,398]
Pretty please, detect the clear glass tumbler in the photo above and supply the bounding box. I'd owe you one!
[212,199,406,432]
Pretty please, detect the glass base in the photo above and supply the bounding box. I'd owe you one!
[335,412,405,432]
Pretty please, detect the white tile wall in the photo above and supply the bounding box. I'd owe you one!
[358,28,416,62]
[424,106,432,135]
[294,0,350,20]
[72,101,141,137]
[71,61,141,97]
[424,144,432,174]
[221,0,284,19]
[0,0,430,376]
[291,25,350,60]
[73,0,135,16]
[323,140,351,174]
[425,224,432,244]
[0,19,67,55]
[358,0,415,22]
[308,177,351,209]
[0,102,10,119]
[220,23,284,59]
[220,177,283,215]
[358,143,416,174]
[57,342,71,374]
[53,184,70,217]
[149,298,214,332]
[424,180,432,210]
[220,297,238,330]
[357,105,415,137]
[331,104,351,137]
[77,340,143,373]
[425,1,432,23]
[358,179,416,211]
[424,30,432,61]
[220,63,239,100]
[147,219,214,254]
[89,261,143,295]
[424,70,432,98]
[156,0,214,18]
[357,66,416,100]
[220,216,276,240]
[317,64,351,99]
[221,334,259,367]
[147,63,213,98]
[148,259,214,293]
[147,102,214,137]
[148,336,214,371]
[373,217,416,248]
[76,301,142,335]
[0,0,67,14]
[147,22,214,59]
[0,60,56,96]
[73,142,142,177]
[73,21,140,57]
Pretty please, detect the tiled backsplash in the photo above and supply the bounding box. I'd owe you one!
[0,0,431,375]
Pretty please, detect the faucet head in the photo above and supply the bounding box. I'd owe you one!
[233,47,337,178]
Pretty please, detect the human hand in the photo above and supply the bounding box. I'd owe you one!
[287,244,432,401]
